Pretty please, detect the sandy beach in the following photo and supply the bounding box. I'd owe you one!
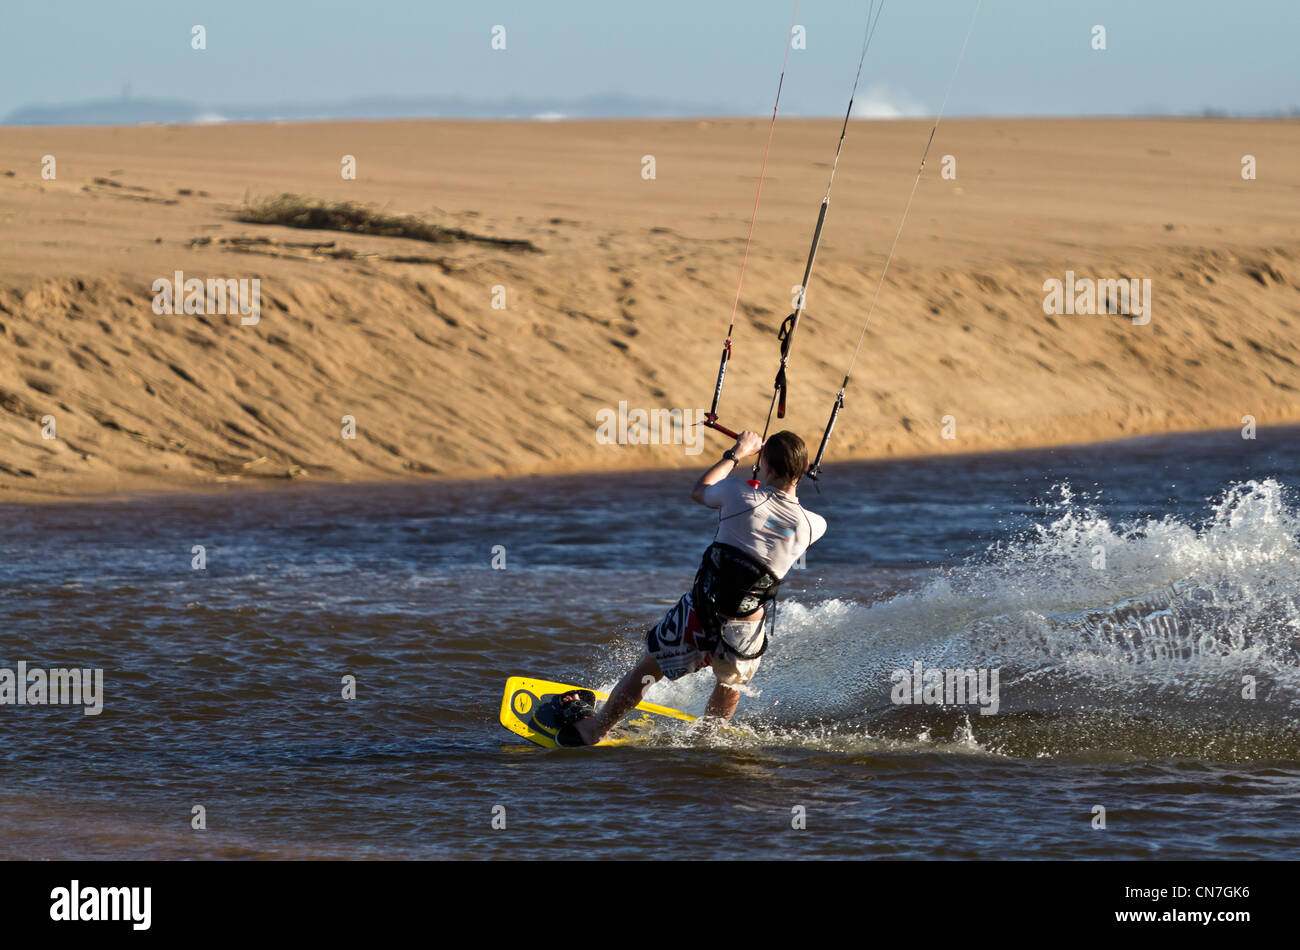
[1,117,1297,502]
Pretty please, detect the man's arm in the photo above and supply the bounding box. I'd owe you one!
[691,430,762,506]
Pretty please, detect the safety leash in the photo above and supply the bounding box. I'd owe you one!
[703,0,801,443]
[806,0,983,482]
[705,1,886,455]
[755,1,886,476]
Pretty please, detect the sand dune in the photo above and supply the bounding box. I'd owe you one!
[0,118,1297,501]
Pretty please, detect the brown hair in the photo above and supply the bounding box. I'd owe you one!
[761,431,808,483]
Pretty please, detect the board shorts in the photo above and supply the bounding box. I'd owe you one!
[645,590,765,688]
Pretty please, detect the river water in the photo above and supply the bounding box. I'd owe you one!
[2,428,1298,858]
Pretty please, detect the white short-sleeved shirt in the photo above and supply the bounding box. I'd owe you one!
[699,478,827,578]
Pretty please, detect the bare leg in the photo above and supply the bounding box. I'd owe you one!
[704,679,741,722]
[700,605,761,727]
[574,653,663,745]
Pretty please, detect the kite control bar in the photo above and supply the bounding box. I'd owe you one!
[703,416,741,441]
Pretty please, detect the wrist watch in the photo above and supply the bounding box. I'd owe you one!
[722,449,739,463]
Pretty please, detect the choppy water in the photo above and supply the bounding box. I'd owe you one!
[2,428,1299,859]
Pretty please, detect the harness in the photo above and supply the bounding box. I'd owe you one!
[691,542,781,660]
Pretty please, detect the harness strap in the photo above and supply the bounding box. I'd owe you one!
[692,542,781,660]
[719,595,775,661]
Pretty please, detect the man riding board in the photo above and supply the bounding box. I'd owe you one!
[542,429,827,746]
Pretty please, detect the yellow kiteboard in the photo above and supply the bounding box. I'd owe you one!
[500,675,696,749]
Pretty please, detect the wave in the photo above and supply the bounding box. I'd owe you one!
[643,479,1300,760]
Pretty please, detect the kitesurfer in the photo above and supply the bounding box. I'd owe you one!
[547,429,827,746]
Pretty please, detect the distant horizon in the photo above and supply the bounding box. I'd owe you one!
[6,92,1299,129]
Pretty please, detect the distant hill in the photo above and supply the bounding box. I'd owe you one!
[3,94,740,126]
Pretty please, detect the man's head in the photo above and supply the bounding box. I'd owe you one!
[759,430,808,485]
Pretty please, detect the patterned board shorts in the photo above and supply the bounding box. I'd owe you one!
[645,591,765,688]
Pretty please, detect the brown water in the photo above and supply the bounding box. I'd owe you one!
[2,429,1299,858]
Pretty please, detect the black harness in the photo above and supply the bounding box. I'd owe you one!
[690,542,781,660]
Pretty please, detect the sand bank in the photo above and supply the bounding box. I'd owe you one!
[1,118,1297,502]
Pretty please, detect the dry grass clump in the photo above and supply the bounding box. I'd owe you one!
[237,194,537,251]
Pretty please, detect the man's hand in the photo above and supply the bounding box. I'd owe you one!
[692,430,762,507]
[733,431,763,460]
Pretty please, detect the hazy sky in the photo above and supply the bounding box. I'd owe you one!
[1,0,1296,119]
